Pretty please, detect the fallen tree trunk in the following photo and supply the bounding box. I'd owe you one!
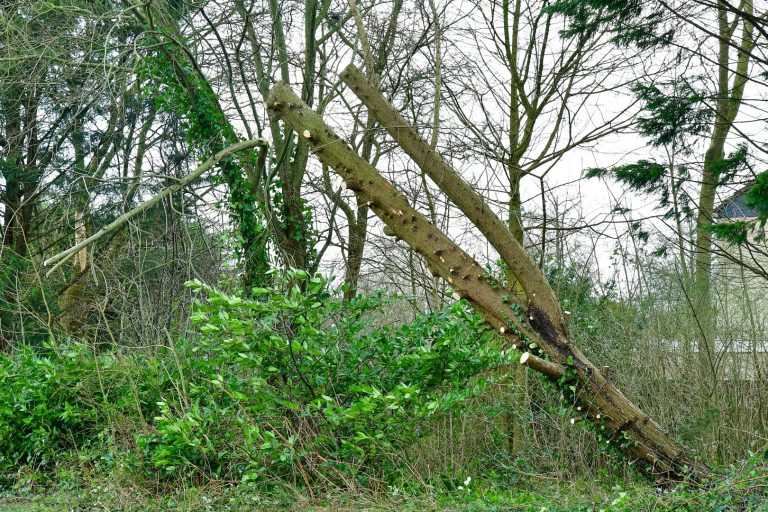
[267,82,710,481]
[340,64,564,325]
[44,138,268,275]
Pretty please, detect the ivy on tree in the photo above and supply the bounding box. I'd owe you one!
[136,35,271,290]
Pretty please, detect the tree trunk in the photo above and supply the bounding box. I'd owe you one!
[342,0,404,300]
[134,0,272,290]
[339,65,563,320]
[507,164,529,454]
[345,63,538,452]
[267,81,711,481]
[693,0,754,382]
[58,118,89,335]
[343,203,369,301]
[1,93,24,255]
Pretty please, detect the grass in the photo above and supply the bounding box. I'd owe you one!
[2,469,767,512]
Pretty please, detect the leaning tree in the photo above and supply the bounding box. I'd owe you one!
[265,67,711,481]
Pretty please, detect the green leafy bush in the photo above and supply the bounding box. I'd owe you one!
[0,339,175,490]
[0,343,129,478]
[0,272,512,491]
[138,271,509,488]
[0,343,98,475]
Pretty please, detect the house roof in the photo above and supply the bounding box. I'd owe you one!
[715,180,758,219]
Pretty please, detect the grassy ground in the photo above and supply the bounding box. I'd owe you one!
[2,472,766,512]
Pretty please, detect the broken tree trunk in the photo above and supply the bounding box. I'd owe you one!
[340,64,563,320]
[340,63,539,455]
[267,82,710,481]
[520,352,565,380]
[44,138,268,275]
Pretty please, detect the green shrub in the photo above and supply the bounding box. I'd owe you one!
[137,271,510,488]
[0,344,105,475]
[0,272,513,491]
[0,340,169,487]
[0,343,97,475]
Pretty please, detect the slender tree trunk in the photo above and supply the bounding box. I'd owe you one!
[344,114,376,300]
[507,163,529,455]
[693,0,754,382]
[59,119,89,335]
[2,93,24,254]
[342,0,403,300]
[343,203,369,300]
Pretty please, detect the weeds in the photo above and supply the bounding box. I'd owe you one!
[1,272,766,509]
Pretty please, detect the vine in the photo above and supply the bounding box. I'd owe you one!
[136,34,270,290]
[550,356,640,463]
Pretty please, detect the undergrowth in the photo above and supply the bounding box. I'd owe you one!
[1,271,766,510]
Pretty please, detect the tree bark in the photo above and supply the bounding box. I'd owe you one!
[1,92,26,255]
[693,0,754,380]
[340,65,563,322]
[507,164,529,454]
[267,81,711,481]
[344,62,548,452]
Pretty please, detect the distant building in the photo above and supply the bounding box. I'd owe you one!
[715,181,760,219]
[712,180,767,381]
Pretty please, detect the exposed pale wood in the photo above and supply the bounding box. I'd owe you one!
[520,352,565,379]
[74,211,87,272]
